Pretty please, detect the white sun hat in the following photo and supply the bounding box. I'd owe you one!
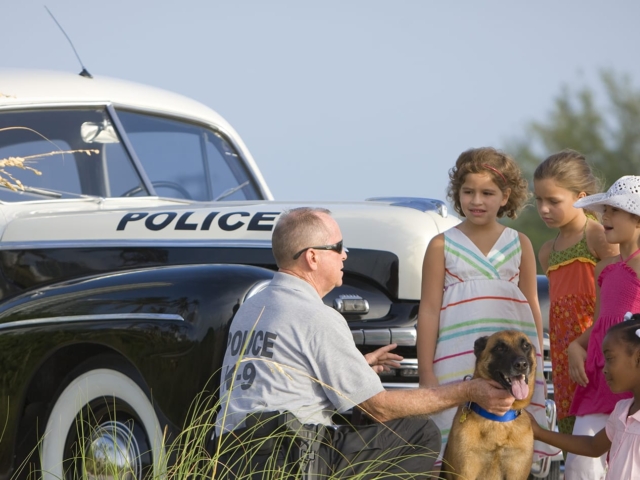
[574,175,640,216]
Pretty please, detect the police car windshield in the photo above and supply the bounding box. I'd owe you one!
[0,108,147,203]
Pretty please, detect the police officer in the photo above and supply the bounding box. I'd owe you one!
[216,207,514,478]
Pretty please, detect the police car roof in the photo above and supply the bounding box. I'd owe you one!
[0,68,232,129]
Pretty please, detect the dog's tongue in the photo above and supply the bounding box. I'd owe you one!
[511,376,529,400]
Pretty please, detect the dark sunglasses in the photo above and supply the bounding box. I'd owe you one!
[293,240,347,260]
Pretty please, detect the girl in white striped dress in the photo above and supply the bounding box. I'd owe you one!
[417,147,560,470]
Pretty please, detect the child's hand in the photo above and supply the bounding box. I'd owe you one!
[568,341,589,386]
[525,410,543,439]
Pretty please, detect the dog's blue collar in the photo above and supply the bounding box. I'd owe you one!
[468,402,520,422]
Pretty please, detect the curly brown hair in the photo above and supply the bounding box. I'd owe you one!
[447,147,529,219]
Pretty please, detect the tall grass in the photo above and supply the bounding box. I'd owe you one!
[33,366,440,480]
[13,359,438,480]
[165,381,441,480]
[24,310,441,480]
[168,304,442,479]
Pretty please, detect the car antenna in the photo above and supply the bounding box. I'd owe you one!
[45,5,93,79]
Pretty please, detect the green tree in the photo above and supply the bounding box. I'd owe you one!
[504,70,640,272]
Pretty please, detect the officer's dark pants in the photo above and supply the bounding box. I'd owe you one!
[326,417,441,479]
[215,415,440,479]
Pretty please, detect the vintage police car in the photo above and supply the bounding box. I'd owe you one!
[0,69,557,480]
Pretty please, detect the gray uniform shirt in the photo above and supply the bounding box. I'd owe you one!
[216,272,384,434]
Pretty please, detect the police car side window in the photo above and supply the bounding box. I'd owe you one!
[115,110,260,201]
[205,132,261,201]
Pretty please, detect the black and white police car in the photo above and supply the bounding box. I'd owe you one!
[0,69,559,480]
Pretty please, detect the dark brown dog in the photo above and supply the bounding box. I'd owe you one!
[441,330,536,480]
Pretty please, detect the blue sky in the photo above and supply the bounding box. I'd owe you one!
[5,1,640,202]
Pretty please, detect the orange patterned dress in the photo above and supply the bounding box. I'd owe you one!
[546,228,598,422]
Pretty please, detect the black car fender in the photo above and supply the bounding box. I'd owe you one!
[0,263,274,480]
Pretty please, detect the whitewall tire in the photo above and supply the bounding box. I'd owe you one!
[41,367,165,480]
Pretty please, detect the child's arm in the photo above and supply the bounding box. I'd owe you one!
[571,264,602,352]
[537,238,553,275]
[527,411,611,457]
[417,233,446,388]
[568,325,592,387]
[518,233,545,354]
[568,257,608,386]
[586,218,619,261]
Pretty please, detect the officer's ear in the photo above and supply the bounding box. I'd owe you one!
[305,249,320,271]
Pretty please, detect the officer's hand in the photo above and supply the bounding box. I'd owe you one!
[364,344,403,373]
[467,378,515,416]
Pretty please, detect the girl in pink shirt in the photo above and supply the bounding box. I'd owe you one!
[563,176,640,478]
[530,312,640,479]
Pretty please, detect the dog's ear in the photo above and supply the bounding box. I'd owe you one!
[474,336,489,358]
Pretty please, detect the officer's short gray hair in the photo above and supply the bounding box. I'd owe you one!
[272,207,332,268]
